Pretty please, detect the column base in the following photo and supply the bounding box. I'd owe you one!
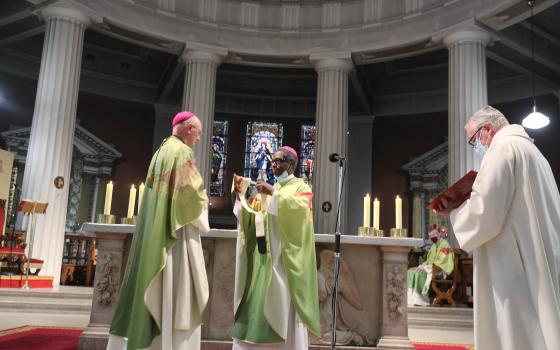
[377,336,415,350]
[77,325,109,350]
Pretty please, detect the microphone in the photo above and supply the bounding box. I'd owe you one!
[329,153,346,162]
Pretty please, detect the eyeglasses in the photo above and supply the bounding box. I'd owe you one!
[271,157,287,164]
[468,126,484,147]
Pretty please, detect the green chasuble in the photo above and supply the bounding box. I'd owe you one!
[109,136,207,350]
[232,177,321,344]
[407,238,454,295]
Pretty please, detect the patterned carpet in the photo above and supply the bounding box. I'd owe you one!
[0,326,474,350]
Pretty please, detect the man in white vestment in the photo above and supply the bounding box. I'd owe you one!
[436,106,560,350]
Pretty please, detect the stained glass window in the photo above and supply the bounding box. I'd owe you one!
[300,124,316,186]
[210,120,228,197]
[244,121,283,185]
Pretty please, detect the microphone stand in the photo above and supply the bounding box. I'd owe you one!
[330,157,346,350]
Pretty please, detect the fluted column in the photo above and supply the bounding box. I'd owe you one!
[18,3,90,284]
[444,29,490,184]
[180,43,227,188]
[310,52,353,235]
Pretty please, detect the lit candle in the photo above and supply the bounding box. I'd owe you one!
[138,182,145,212]
[103,181,113,215]
[395,195,402,229]
[363,194,371,227]
[373,197,380,230]
[127,184,137,219]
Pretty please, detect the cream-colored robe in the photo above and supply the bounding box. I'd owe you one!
[107,208,209,350]
[450,124,560,350]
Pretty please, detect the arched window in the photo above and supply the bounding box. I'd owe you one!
[300,124,316,186]
[244,121,283,185]
[210,120,228,197]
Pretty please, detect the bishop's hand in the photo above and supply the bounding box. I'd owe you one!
[233,174,243,199]
[256,181,274,196]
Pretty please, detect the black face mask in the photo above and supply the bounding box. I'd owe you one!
[431,237,438,243]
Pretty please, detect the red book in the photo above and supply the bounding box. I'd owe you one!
[426,170,478,213]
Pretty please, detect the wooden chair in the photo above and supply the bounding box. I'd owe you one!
[431,249,464,307]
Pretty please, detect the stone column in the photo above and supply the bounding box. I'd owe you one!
[444,29,490,184]
[90,177,100,222]
[310,52,353,235]
[377,246,415,350]
[78,231,131,350]
[180,43,227,188]
[411,191,422,238]
[18,3,91,284]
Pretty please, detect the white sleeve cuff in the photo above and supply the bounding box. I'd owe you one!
[267,192,279,216]
[233,198,242,220]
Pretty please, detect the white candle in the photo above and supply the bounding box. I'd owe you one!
[395,195,402,229]
[127,184,136,218]
[373,197,380,230]
[138,182,145,212]
[363,194,371,227]
[103,181,113,215]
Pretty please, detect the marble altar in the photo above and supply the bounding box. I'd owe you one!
[77,223,422,350]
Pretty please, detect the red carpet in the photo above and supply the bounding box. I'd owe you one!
[0,326,83,350]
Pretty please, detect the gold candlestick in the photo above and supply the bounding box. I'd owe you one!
[120,216,137,225]
[389,228,408,238]
[373,228,384,237]
[358,227,385,237]
[97,214,116,224]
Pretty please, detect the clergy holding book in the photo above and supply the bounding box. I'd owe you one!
[107,111,209,350]
[232,146,320,350]
[434,106,560,350]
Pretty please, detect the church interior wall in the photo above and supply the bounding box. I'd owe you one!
[372,111,448,233]
[2,74,560,235]
[492,94,560,182]
[75,92,155,219]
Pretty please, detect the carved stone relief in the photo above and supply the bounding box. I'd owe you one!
[385,265,405,321]
[95,251,119,306]
[316,247,372,346]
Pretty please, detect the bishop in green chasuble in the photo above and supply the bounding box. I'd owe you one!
[108,112,209,350]
[232,146,320,350]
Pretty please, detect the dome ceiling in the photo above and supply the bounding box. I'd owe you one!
[0,0,559,120]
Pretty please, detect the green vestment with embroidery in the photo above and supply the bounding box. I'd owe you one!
[109,136,207,350]
[232,177,321,344]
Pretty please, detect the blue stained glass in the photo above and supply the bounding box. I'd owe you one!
[244,121,283,185]
[210,120,228,197]
[300,124,316,186]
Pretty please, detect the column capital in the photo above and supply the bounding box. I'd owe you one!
[443,28,491,48]
[40,1,100,26]
[180,42,228,65]
[309,51,353,73]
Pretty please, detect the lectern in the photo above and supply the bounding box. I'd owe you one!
[17,200,48,289]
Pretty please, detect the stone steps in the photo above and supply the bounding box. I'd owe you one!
[408,306,473,330]
[0,286,473,346]
[0,286,93,315]
[408,306,473,345]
